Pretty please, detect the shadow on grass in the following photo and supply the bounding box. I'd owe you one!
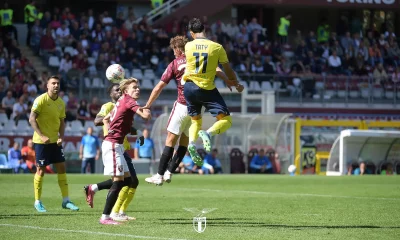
[0,213,98,219]
[160,218,400,229]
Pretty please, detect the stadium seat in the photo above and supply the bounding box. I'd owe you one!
[144,69,156,80]
[0,113,8,126]
[16,120,31,131]
[69,120,84,135]
[87,57,96,66]
[124,68,131,78]
[48,56,60,68]
[84,77,92,88]
[384,82,394,99]
[83,121,96,130]
[239,81,248,89]
[141,79,154,89]
[215,79,225,88]
[261,81,272,91]
[132,69,144,79]
[337,80,346,98]
[229,148,245,173]
[0,153,8,168]
[349,80,360,98]
[372,84,384,99]
[2,120,16,135]
[64,46,74,55]
[165,80,177,90]
[249,81,261,92]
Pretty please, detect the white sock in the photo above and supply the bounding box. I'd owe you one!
[101,214,109,220]
[165,170,171,175]
[35,200,40,204]
[91,184,99,192]
[156,173,162,177]
[63,197,70,203]
[119,211,125,214]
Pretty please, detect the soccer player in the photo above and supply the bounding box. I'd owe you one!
[29,76,79,212]
[84,84,143,221]
[182,18,243,166]
[142,36,237,185]
[99,78,151,225]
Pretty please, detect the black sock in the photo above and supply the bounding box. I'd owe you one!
[168,146,187,173]
[103,180,124,215]
[157,146,174,175]
[97,179,113,191]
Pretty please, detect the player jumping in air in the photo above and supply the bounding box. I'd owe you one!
[99,78,151,225]
[182,18,243,166]
[142,36,238,185]
[29,76,79,212]
[83,84,144,221]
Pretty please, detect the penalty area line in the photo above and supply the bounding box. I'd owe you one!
[0,223,189,240]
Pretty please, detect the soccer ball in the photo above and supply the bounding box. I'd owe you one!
[288,164,297,173]
[106,64,125,83]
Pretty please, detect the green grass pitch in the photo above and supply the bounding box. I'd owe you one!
[0,174,399,240]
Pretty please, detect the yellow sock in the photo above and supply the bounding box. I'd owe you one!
[119,188,136,213]
[112,186,129,214]
[34,174,43,201]
[207,115,232,136]
[57,173,69,198]
[189,118,202,143]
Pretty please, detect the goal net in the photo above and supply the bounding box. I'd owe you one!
[150,112,293,173]
[327,130,400,176]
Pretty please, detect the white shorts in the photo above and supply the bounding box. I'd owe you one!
[166,101,191,136]
[102,140,129,176]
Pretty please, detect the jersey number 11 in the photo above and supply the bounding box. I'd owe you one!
[193,52,208,74]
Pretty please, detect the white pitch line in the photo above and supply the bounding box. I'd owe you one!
[0,224,189,240]
[174,187,400,201]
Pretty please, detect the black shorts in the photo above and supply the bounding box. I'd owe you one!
[34,143,65,167]
[183,81,230,117]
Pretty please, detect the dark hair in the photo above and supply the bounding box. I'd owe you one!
[107,83,119,95]
[47,75,60,82]
[188,18,204,33]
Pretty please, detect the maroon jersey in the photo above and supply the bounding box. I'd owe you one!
[105,94,140,144]
[161,54,186,105]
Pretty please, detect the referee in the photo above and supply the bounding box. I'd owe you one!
[29,76,79,212]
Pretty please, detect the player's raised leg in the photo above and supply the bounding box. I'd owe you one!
[84,179,113,208]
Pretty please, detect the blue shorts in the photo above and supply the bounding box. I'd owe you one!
[123,152,137,178]
[34,143,65,167]
[183,81,230,117]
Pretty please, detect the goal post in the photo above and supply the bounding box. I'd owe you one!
[327,130,400,176]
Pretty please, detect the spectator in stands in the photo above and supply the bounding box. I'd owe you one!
[369,43,383,67]
[177,151,203,174]
[2,90,14,119]
[354,161,367,175]
[79,127,100,174]
[39,28,57,61]
[88,97,100,118]
[21,139,55,173]
[381,163,393,175]
[373,63,388,85]
[66,91,78,121]
[77,99,88,124]
[59,53,72,80]
[134,128,155,160]
[30,20,43,53]
[392,67,400,83]
[12,96,28,123]
[328,50,342,75]
[249,149,273,174]
[202,149,223,174]
[8,142,29,174]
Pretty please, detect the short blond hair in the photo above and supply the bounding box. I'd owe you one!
[119,78,138,93]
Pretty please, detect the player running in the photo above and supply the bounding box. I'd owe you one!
[98,78,151,225]
[29,76,79,212]
[143,36,240,185]
[83,84,143,221]
[182,18,243,166]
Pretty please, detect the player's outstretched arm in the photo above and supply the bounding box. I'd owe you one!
[141,81,167,109]
[136,108,151,121]
[94,114,105,126]
[29,111,50,143]
[220,64,244,93]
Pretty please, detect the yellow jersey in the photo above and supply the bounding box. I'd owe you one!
[98,102,131,151]
[183,38,229,90]
[32,93,66,144]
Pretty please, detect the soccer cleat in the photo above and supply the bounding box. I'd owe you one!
[119,213,136,220]
[62,201,79,211]
[99,218,121,225]
[145,174,163,186]
[110,213,128,222]
[84,185,95,208]
[163,171,172,183]
[188,144,203,166]
[198,130,212,152]
[34,201,47,213]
